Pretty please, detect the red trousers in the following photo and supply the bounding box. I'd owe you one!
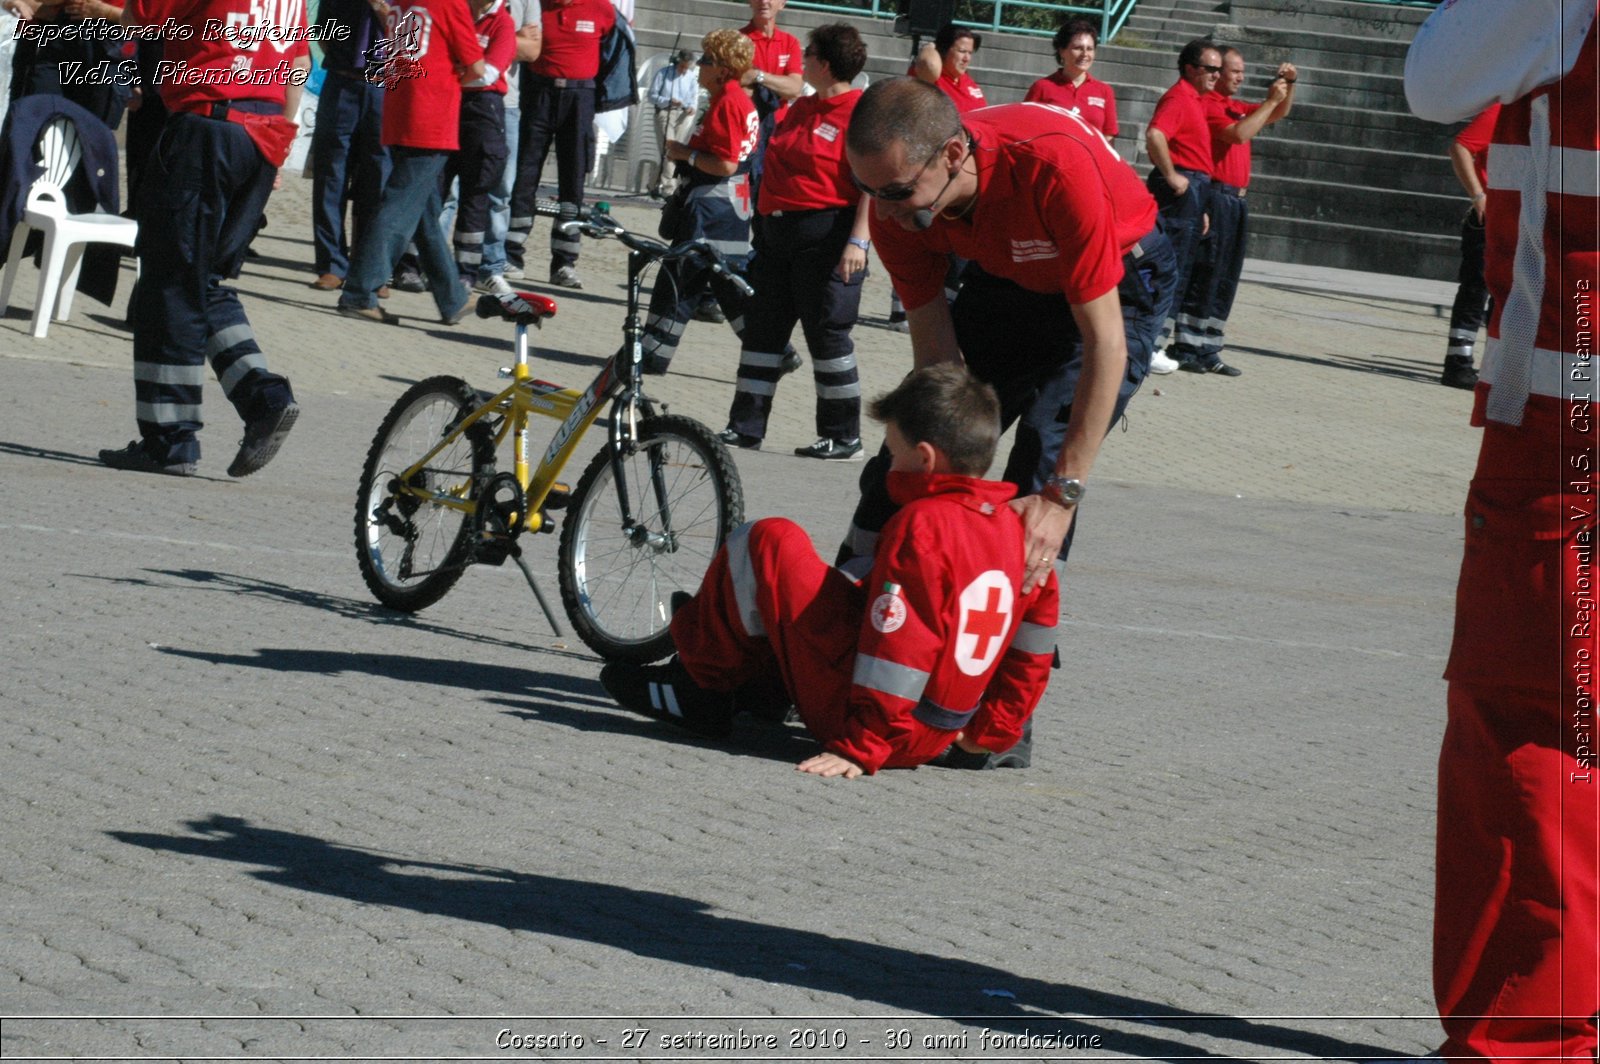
[670,518,954,769]
[1436,414,1598,1063]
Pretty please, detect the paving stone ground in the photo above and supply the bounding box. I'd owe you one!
[0,185,1477,1061]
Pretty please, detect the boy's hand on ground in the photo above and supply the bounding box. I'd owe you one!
[797,752,864,779]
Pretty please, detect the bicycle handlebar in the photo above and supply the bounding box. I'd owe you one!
[555,216,753,295]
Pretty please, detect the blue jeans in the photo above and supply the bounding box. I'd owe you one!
[309,71,389,277]
[339,147,465,318]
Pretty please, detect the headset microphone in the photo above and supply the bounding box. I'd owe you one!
[910,167,959,231]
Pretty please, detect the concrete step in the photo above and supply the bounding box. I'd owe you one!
[1247,172,1464,236]
[1248,212,1459,281]
[1230,0,1429,43]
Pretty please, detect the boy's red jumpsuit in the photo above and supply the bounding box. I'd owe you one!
[671,471,1059,773]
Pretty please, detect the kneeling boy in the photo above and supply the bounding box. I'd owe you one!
[601,365,1058,778]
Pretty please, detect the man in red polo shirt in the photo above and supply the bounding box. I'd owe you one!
[100,0,311,478]
[1144,37,1219,370]
[1437,103,1499,390]
[506,0,616,289]
[739,0,802,112]
[841,79,1179,767]
[1169,47,1294,378]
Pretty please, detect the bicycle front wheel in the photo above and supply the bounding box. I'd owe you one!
[559,414,744,663]
[355,376,494,612]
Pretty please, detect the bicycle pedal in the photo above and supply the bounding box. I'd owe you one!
[497,366,513,379]
[544,482,572,511]
[474,532,515,566]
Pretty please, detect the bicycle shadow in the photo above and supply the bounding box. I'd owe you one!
[79,568,593,660]
[107,814,1408,1061]
[0,439,118,468]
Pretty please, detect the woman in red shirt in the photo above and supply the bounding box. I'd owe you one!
[1025,19,1120,142]
[913,23,985,114]
[640,29,761,374]
[720,23,871,460]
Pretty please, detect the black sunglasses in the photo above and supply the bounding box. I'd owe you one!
[850,140,950,201]
[1193,62,1222,73]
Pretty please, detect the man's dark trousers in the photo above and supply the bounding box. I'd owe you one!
[132,109,294,465]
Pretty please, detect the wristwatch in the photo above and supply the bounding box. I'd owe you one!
[847,237,871,251]
[1042,474,1086,508]
[755,69,766,86]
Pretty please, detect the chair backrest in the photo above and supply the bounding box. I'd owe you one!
[25,117,83,214]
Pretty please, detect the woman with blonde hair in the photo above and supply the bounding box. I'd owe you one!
[640,29,761,374]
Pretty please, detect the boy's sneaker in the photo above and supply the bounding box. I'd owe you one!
[600,657,735,738]
[886,310,909,333]
[551,265,583,289]
[474,275,516,297]
[794,437,862,461]
[717,428,762,450]
[503,265,526,281]
[227,401,300,478]
[99,440,197,477]
[1148,346,1179,375]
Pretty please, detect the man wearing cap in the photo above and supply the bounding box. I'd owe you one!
[650,49,700,198]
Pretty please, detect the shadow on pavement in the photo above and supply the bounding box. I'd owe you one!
[1225,344,1440,384]
[0,440,116,467]
[83,568,590,659]
[109,815,1404,1062]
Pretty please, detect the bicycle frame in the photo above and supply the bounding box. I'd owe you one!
[382,242,663,537]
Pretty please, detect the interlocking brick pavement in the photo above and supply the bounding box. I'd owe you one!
[0,185,1475,1060]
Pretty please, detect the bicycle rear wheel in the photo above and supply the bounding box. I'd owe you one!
[355,376,494,612]
[558,414,744,662]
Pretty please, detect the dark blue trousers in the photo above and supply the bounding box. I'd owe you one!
[508,79,595,275]
[1147,167,1210,354]
[1172,184,1247,369]
[132,111,293,465]
[838,227,1177,567]
[727,209,864,442]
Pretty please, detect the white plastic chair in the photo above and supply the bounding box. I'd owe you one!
[0,116,138,338]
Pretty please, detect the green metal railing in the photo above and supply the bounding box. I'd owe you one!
[766,0,1140,42]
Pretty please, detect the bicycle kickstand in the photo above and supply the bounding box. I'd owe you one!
[509,543,566,638]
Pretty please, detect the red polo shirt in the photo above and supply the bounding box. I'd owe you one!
[532,0,614,80]
[1454,104,1500,191]
[689,81,759,164]
[741,21,800,113]
[1023,71,1118,137]
[871,103,1158,310]
[1148,77,1213,174]
[128,0,310,112]
[379,0,484,150]
[758,89,863,214]
[1204,92,1258,188]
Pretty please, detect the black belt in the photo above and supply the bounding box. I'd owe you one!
[766,207,845,219]
[1213,182,1247,198]
[528,74,594,89]
[195,100,283,119]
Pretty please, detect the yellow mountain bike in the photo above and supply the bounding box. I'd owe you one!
[354,212,746,663]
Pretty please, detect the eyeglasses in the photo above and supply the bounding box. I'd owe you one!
[1193,63,1222,73]
[850,142,946,201]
